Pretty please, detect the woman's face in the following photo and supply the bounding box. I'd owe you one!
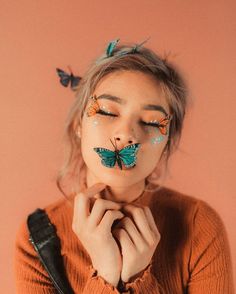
[79,70,171,188]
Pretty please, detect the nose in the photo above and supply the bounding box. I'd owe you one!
[114,136,134,145]
[113,126,138,148]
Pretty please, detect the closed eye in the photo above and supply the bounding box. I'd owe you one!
[97,110,161,128]
[141,121,160,128]
[97,109,118,117]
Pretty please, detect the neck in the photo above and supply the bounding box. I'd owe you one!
[86,169,145,203]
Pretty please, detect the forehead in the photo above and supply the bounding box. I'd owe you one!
[94,70,169,111]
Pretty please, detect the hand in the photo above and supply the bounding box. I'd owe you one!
[112,204,161,283]
[72,183,124,287]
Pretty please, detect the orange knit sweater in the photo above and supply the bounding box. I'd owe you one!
[14,186,234,293]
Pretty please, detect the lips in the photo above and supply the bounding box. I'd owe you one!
[114,164,136,170]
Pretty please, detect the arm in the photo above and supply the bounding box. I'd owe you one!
[187,200,234,294]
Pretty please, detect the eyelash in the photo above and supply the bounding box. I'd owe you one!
[97,109,160,127]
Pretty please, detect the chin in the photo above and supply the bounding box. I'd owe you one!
[93,167,145,188]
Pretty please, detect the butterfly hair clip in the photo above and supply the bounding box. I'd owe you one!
[94,138,140,170]
[105,37,151,58]
[86,95,100,117]
[56,66,81,91]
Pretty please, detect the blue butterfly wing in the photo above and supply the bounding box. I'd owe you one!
[118,143,140,167]
[71,75,81,90]
[93,147,116,168]
[106,39,120,57]
[56,68,70,87]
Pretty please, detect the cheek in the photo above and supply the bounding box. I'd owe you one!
[140,128,168,167]
[147,127,169,146]
[80,116,112,162]
[82,116,110,139]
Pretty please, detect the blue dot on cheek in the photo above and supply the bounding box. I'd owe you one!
[92,120,99,126]
[150,135,165,145]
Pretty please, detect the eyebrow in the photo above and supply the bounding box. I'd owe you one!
[96,94,168,116]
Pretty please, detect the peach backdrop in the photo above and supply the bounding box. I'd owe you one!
[1,1,235,292]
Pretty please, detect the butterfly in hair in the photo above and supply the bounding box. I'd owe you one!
[56,67,81,91]
[106,39,120,57]
[157,114,172,135]
[105,37,151,58]
[86,95,100,117]
[94,139,140,170]
[118,37,151,56]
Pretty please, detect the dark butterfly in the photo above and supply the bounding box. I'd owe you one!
[94,139,140,170]
[56,67,81,91]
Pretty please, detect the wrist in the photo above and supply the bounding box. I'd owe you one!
[122,269,146,283]
[97,271,119,287]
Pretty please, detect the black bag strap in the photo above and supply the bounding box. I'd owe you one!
[27,208,74,294]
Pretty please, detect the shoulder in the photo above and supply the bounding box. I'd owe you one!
[150,185,227,237]
[153,185,223,220]
[15,196,73,249]
[43,196,74,226]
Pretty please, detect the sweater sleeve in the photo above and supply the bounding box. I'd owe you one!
[81,266,121,294]
[187,200,235,294]
[14,220,56,294]
[120,262,163,293]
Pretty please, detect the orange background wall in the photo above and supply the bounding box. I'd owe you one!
[1,1,235,292]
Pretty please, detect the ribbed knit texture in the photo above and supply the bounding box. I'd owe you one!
[14,186,234,293]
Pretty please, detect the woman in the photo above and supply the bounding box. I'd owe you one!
[14,39,234,293]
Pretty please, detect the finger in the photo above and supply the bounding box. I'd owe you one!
[99,210,124,232]
[89,198,122,227]
[123,205,155,245]
[115,217,144,247]
[94,193,101,199]
[73,183,107,222]
[143,206,160,237]
[83,183,107,198]
[112,228,134,250]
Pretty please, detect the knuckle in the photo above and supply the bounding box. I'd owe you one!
[139,244,148,254]
[133,207,143,216]
[105,209,113,218]
[149,236,157,247]
[123,216,131,224]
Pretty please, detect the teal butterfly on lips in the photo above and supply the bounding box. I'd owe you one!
[94,139,140,170]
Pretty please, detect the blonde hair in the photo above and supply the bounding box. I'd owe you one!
[56,42,189,199]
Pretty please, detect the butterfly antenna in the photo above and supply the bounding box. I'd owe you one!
[67,65,73,74]
[133,36,151,52]
[110,138,116,150]
[138,36,151,47]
